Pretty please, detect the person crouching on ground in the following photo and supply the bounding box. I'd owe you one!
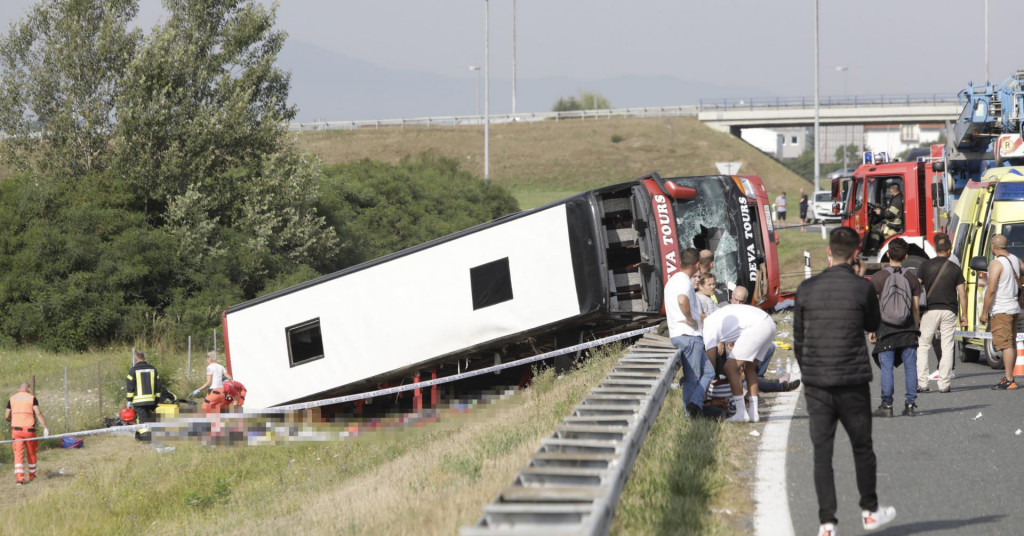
[192,351,233,413]
[795,226,896,535]
[703,304,776,422]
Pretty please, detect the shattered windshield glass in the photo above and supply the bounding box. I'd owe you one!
[668,177,743,289]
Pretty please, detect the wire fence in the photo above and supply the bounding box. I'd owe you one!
[2,332,219,440]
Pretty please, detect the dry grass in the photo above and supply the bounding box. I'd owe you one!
[0,347,633,535]
[1,342,756,535]
[296,117,811,209]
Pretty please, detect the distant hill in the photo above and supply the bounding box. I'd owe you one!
[279,40,774,122]
[296,115,811,209]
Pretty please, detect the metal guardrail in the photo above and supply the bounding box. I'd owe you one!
[698,93,960,111]
[289,94,960,132]
[461,332,679,536]
[288,106,699,131]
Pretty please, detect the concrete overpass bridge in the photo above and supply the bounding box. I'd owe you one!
[697,94,961,135]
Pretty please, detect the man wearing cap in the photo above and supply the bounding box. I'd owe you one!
[5,383,49,485]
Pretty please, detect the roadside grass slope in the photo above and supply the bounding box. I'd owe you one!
[297,117,811,209]
[2,343,750,535]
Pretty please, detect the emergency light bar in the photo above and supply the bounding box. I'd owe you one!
[863,151,889,165]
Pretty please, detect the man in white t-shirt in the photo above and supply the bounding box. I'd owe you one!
[191,352,233,413]
[703,304,777,422]
[666,247,718,419]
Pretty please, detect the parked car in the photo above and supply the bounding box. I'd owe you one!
[809,190,841,224]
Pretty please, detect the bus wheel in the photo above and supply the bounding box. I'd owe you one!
[985,338,1004,369]
[954,339,978,363]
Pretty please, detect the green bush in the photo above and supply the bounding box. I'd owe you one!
[318,152,520,269]
[611,134,624,143]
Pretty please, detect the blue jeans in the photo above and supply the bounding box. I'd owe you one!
[672,334,714,412]
[877,347,917,405]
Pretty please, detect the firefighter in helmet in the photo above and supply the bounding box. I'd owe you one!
[126,351,161,442]
[865,182,905,255]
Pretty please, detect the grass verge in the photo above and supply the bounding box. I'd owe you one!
[610,377,755,536]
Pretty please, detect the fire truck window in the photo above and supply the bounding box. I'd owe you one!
[286,319,325,367]
[470,257,513,310]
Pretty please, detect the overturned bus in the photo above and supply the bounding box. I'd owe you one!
[222,173,781,408]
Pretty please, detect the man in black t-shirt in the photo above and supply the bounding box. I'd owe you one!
[915,233,967,393]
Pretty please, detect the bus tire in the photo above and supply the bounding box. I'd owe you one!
[985,338,1004,369]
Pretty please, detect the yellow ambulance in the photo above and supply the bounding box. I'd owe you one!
[951,166,1024,367]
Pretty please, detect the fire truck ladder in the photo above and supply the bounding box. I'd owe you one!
[461,332,680,536]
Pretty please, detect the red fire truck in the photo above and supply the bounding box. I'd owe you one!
[832,145,948,269]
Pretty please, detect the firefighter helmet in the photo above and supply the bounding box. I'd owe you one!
[120,407,136,423]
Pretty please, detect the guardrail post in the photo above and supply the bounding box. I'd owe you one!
[413,371,422,413]
[431,368,439,408]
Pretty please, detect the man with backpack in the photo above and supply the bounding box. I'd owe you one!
[870,238,922,417]
[979,234,1022,390]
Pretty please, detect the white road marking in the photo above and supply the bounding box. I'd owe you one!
[753,379,801,536]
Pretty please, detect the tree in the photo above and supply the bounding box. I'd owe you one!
[0,0,142,179]
[834,144,860,168]
[318,153,520,269]
[551,90,611,112]
[0,0,338,348]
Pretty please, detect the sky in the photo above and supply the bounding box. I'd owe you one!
[1,1,1022,120]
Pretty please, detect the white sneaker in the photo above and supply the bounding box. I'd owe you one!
[817,522,837,536]
[725,409,750,423]
[862,504,896,530]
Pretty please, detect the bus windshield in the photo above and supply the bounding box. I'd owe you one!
[667,176,756,296]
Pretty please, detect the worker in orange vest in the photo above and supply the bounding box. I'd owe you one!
[5,383,49,485]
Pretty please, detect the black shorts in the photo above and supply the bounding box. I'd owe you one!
[800,207,808,218]
[777,211,787,221]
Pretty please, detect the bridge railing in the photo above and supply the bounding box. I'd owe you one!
[289,94,961,132]
[698,93,960,110]
[288,105,699,131]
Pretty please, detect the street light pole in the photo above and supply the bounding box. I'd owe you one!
[484,0,490,182]
[512,0,517,117]
[984,0,989,82]
[813,0,820,193]
[469,65,481,116]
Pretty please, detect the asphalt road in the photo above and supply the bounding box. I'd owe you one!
[786,349,1024,535]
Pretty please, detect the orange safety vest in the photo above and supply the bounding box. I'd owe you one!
[9,392,36,429]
